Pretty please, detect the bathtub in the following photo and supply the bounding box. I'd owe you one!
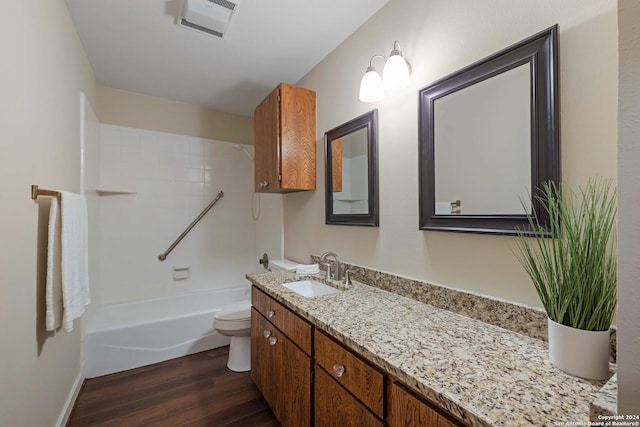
[83,286,250,378]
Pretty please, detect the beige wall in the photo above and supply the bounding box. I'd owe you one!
[286,0,618,308]
[617,0,640,413]
[97,85,254,145]
[0,1,96,426]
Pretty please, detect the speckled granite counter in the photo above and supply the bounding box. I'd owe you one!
[590,374,617,420]
[247,271,614,427]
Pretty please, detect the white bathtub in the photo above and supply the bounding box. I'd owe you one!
[83,286,250,378]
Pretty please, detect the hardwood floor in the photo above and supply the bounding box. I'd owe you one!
[68,347,279,427]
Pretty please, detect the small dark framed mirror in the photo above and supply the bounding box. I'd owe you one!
[325,109,379,226]
[418,26,559,235]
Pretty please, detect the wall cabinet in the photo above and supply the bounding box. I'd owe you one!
[254,83,316,193]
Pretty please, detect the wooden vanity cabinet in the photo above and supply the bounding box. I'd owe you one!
[388,380,464,427]
[250,288,312,427]
[254,82,316,193]
[250,286,468,427]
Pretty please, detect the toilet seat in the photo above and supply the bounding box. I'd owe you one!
[214,301,251,333]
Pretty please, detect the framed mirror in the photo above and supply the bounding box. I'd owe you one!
[419,26,559,235]
[325,109,379,226]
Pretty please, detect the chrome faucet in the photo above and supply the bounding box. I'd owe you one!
[319,252,341,281]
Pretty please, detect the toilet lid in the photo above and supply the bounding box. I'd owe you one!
[215,300,251,321]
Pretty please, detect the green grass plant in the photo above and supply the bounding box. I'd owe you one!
[515,179,616,331]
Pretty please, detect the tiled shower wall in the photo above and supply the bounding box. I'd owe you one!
[96,124,283,306]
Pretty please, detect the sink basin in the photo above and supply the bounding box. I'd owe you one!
[282,280,341,298]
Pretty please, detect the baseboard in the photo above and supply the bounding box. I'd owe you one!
[56,369,84,427]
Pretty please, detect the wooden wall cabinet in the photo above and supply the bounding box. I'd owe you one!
[254,83,316,193]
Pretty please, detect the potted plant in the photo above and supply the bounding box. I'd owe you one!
[515,179,616,380]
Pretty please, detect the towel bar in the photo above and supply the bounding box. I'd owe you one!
[31,185,61,199]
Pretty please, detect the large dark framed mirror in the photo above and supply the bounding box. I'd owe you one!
[325,109,379,226]
[419,26,559,236]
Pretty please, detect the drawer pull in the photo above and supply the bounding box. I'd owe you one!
[332,364,346,377]
[269,336,278,345]
[263,330,272,338]
[259,181,268,188]
[267,310,275,318]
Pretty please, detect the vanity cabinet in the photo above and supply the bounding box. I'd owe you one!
[250,288,312,427]
[250,285,467,427]
[388,380,463,427]
[254,82,316,193]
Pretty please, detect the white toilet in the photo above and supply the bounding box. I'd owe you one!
[214,300,252,372]
[214,259,297,372]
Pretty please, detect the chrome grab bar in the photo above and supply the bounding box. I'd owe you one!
[158,190,224,261]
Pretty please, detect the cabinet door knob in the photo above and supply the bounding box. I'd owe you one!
[332,364,346,377]
[267,310,275,318]
[259,181,268,188]
[269,336,278,345]
[263,330,272,338]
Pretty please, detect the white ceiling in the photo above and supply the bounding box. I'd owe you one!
[66,0,389,117]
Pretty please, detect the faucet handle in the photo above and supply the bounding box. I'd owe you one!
[323,263,332,281]
[343,269,355,288]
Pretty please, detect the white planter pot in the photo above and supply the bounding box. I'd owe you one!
[547,318,611,380]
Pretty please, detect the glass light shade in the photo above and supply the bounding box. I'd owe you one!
[359,68,384,102]
[383,53,410,91]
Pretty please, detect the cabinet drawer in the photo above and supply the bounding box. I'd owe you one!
[251,286,271,317]
[314,330,384,417]
[252,286,312,355]
[315,366,383,427]
[388,380,465,427]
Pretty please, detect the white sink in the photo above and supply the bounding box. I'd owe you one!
[282,280,341,298]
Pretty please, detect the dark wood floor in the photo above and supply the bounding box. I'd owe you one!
[67,347,279,427]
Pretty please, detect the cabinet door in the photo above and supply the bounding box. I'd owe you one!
[250,309,273,399]
[388,381,464,427]
[315,366,383,427]
[254,86,281,192]
[251,309,311,427]
[279,83,316,191]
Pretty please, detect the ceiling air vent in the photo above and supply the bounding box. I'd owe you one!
[178,0,239,39]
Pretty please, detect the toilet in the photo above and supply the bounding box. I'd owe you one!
[214,259,297,372]
[214,300,252,372]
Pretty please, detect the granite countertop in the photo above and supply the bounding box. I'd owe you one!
[247,271,613,427]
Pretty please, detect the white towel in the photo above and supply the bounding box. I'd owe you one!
[51,191,91,332]
[296,263,320,275]
[45,197,63,331]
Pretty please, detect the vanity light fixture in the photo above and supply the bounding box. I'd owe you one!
[359,41,411,103]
